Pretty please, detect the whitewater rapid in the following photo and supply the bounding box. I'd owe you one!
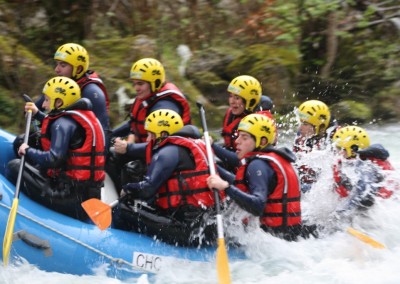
[1,123,399,284]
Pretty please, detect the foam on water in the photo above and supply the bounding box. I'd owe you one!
[1,123,400,284]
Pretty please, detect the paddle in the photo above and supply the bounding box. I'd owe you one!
[81,198,119,230]
[347,227,385,249]
[197,102,231,284]
[3,108,33,266]
[22,94,40,132]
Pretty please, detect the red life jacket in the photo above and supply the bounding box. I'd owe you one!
[76,71,110,113]
[221,108,245,150]
[235,151,302,229]
[334,158,394,199]
[40,110,106,184]
[367,158,395,198]
[222,109,275,150]
[146,136,217,209]
[333,160,348,197]
[129,83,191,143]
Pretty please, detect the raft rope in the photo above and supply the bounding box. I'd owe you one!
[0,201,148,273]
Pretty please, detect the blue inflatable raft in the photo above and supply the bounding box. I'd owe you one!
[0,128,244,280]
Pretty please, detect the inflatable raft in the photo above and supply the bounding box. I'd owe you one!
[0,128,244,280]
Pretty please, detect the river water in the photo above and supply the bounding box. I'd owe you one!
[1,123,399,284]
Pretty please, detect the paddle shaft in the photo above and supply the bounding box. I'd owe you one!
[197,103,231,284]
[14,110,32,198]
[198,105,222,224]
[3,109,32,265]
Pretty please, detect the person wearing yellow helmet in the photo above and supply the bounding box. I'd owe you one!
[33,43,111,151]
[332,126,370,158]
[113,109,220,246]
[294,99,337,152]
[293,99,339,193]
[331,126,395,214]
[323,125,399,231]
[221,75,272,151]
[207,114,316,241]
[7,76,106,220]
[112,58,192,147]
[212,75,275,173]
[111,58,191,191]
[54,43,90,79]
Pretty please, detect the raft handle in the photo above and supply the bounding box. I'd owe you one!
[14,230,53,257]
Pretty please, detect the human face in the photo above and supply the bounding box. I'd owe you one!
[42,95,52,112]
[235,131,256,159]
[228,93,245,116]
[54,60,73,77]
[298,121,315,138]
[132,80,152,99]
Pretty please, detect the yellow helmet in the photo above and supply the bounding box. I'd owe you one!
[332,126,370,158]
[297,100,331,135]
[237,114,276,149]
[54,43,89,79]
[144,109,184,139]
[42,76,81,110]
[130,58,166,92]
[227,75,262,112]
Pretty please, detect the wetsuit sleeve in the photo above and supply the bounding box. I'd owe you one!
[225,159,275,216]
[216,164,235,184]
[125,142,147,160]
[112,121,132,138]
[35,95,45,112]
[25,117,77,168]
[81,83,110,132]
[33,95,48,123]
[122,145,180,200]
[212,143,240,168]
[338,160,383,211]
[33,110,46,123]
[149,100,182,116]
[348,161,384,208]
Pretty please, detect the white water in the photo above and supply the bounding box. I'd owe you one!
[1,123,400,284]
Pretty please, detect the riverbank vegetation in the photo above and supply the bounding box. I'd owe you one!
[0,0,399,134]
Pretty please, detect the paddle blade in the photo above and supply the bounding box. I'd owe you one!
[81,198,112,230]
[216,238,231,284]
[3,198,19,266]
[347,227,385,249]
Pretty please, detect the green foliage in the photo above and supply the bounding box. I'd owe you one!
[0,87,20,133]
[331,100,373,124]
[0,0,399,134]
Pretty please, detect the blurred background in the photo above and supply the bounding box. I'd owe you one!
[0,0,399,134]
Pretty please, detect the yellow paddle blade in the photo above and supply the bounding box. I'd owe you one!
[81,198,112,231]
[216,238,231,284]
[347,227,385,249]
[3,198,19,266]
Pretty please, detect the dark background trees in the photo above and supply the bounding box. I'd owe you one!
[0,0,399,133]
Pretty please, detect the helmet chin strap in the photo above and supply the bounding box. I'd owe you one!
[73,65,84,79]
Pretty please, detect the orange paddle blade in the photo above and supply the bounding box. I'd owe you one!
[216,238,231,284]
[81,198,112,230]
[347,227,385,249]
